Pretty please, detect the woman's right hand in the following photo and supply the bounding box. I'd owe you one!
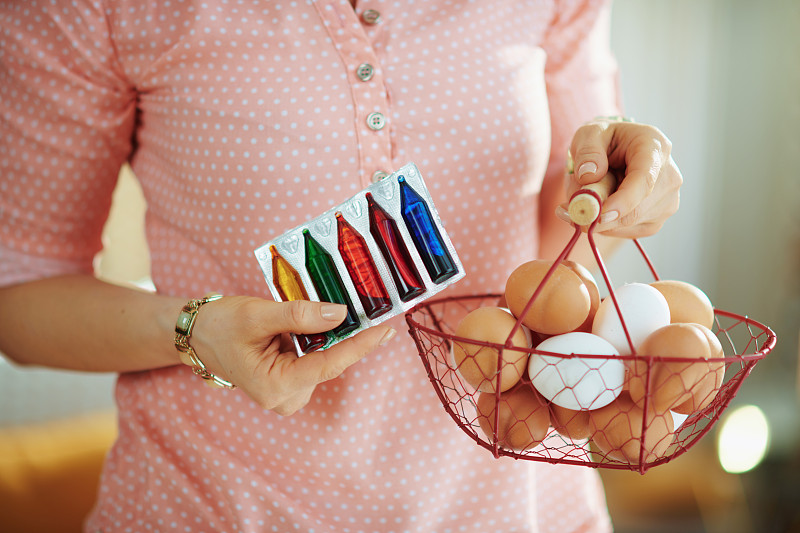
[190,296,396,416]
[563,119,683,238]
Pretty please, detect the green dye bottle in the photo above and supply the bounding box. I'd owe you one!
[302,229,360,337]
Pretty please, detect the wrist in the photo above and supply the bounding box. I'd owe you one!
[173,294,235,389]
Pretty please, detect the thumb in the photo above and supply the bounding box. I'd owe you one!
[267,300,351,336]
[293,325,397,386]
[569,122,613,185]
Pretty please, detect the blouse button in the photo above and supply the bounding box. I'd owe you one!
[366,112,386,131]
[362,9,381,25]
[356,63,375,82]
[371,170,389,183]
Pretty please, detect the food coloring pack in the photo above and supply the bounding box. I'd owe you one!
[254,162,465,355]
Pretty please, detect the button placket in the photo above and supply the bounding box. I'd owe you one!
[312,0,393,187]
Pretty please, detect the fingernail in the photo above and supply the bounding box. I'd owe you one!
[379,327,397,346]
[555,205,571,223]
[321,303,346,320]
[600,210,619,224]
[577,162,598,179]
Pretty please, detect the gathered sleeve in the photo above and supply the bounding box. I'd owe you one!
[0,0,136,287]
[542,0,622,184]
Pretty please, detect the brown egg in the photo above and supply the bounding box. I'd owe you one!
[453,307,530,393]
[563,260,601,333]
[628,323,712,413]
[650,280,715,329]
[477,385,551,452]
[672,323,726,414]
[550,403,592,441]
[505,260,590,335]
[589,392,675,464]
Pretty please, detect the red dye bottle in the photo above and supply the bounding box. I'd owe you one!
[365,193,426,302]
[335,211,392,320]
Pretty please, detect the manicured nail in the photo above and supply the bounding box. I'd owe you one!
[321,303,346,320]
[577,162,598,179]
[600,210,619,224]
[555,205,571,223]
[379,327,397,346]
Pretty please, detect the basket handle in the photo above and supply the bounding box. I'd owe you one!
[568,171,618,225]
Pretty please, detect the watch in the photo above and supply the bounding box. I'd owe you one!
[174,293,235,389]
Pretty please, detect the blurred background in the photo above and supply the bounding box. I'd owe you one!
[1,0,798,531]
[602,1,799,532]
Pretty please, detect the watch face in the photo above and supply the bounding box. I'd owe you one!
[176,311,194,334]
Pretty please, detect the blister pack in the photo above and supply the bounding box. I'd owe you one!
[254,162,465,355]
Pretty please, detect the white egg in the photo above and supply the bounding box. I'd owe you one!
[671,410,690,430]
[528,332,624,411]
[592,282,671,355]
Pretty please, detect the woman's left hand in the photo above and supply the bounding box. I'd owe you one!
[561,118,683,238]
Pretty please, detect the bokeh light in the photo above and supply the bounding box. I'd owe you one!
[717,404,770,474]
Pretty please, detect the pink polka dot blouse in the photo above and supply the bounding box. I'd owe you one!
[1,0,620,531]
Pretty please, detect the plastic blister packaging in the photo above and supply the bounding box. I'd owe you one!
[254,162,465,355]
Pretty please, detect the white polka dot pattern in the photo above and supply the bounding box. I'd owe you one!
[1,0,619,531]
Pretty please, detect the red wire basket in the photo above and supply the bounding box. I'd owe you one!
[405,191,777,474]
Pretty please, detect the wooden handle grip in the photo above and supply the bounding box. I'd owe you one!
[567,171,617,225]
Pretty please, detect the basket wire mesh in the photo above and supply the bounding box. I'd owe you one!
[405,206,776,474]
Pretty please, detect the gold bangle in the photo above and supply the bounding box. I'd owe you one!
[174,293,236,389]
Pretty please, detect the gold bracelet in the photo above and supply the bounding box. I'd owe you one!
[174,293,236,389]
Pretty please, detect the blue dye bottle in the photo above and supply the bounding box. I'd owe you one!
[398,175,458,284]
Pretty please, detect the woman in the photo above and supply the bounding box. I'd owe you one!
[0,0,680,531]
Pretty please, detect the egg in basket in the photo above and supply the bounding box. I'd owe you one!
[404,174,776,473]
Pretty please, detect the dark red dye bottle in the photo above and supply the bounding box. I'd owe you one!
[365,193,426,302]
